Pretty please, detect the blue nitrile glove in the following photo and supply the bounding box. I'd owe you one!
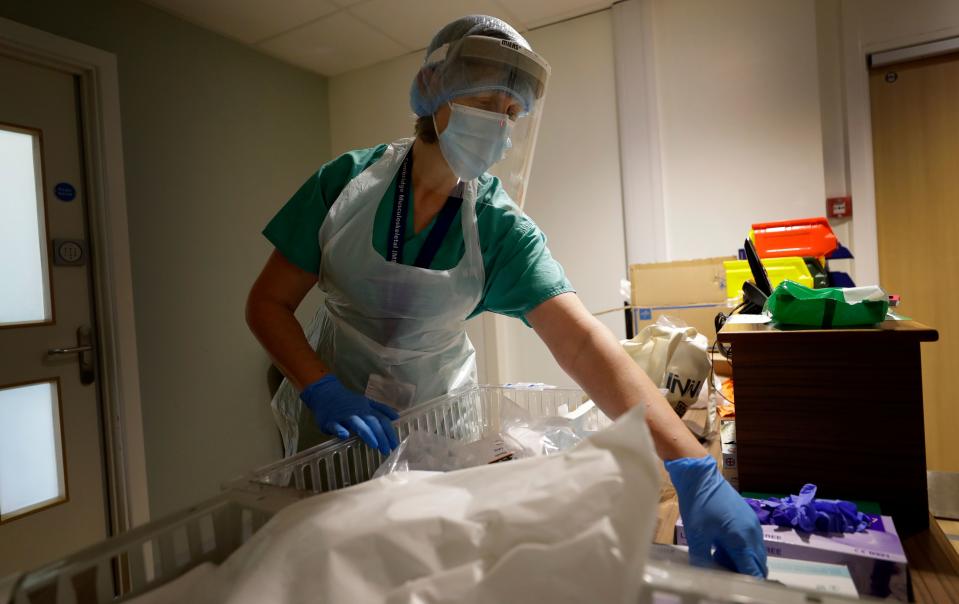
[666,455,768,578]
[300,375,400,455]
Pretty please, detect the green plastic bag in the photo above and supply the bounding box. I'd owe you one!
[765,280,889,328]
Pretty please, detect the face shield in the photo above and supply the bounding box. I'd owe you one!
[419,35,550,206]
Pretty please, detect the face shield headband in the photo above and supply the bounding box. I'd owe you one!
[420,35,551,116]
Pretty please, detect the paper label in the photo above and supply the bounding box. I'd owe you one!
[458,436,516,464]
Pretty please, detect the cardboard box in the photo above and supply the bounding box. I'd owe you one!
[630,304,726,343]
[721,442,739,489]
[629,257,733,307]
[628,257,734,341]
[676,516,908,601]
[710,351,733,376]
[650,543,860,597]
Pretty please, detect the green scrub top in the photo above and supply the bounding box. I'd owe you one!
[263,144,574,326]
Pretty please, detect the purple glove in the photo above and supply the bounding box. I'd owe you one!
[745,484,871,533]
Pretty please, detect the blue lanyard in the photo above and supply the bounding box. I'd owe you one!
[388,149,464,269]
[387,151,412,263]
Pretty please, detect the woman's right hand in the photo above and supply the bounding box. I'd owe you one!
[300,375,400,455]
[246,250,327,391]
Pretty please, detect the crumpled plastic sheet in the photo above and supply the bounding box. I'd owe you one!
[744,484,870,533]
[177,404,660,604]
[499,397,602,456]
[373,398,604,477]
[371,431,519,477]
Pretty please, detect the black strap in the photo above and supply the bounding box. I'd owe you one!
[414,186,463,269]
[822,297,837,328]
[387,147,464,269]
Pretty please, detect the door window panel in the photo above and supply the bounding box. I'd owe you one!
[0,126,51,326]
[0,381,66,521]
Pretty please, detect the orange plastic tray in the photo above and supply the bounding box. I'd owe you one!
[751,217,838,258]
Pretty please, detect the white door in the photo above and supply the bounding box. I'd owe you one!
[0,52,108,575]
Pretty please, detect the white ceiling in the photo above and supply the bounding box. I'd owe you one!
[142,0,614,76]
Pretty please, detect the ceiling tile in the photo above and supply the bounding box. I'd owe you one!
[144,0,339,44]
[350,0,527,51]
[501,0,612,29]
[257,11,408,76]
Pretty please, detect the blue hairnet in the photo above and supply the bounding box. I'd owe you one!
[410,15,538,117]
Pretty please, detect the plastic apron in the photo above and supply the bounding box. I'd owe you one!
[271,138,485,457]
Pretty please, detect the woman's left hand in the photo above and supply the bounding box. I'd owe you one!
[667,455,768,578]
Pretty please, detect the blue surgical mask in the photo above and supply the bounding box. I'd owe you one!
[436,103,513,181]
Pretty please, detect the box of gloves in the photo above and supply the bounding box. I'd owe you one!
[675,514,908,601]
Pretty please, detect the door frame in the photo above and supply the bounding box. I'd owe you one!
[840,7,959,286]
[0,17,150,533]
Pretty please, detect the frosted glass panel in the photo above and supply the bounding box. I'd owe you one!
[0,381,65,520]
[0,127,50,325]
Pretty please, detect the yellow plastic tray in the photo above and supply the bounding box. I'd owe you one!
[723,257,813,300]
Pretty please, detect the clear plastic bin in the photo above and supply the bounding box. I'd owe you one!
[234,385,599,494]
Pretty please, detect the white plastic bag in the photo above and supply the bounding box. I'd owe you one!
[622,316,710,417]
[181,404,660,604]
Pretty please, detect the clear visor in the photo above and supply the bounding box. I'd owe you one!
[424,35,550,206]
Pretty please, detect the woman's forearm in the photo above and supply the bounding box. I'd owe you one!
[246,298,329,392]
[529,293,706,461]
[563,318,706,460]
[247,250,330,392]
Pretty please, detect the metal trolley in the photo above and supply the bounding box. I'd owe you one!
[2,386,872,603]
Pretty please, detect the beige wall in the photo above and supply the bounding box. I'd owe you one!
[637,0,959,288]
[822,0,959,285]
[649,0,826,261]
[329,51,422,154]
[329,11,626,388]
[0,0,331,517]
[843,0,959,48]
[815,0,853,259]
[500,11,626,387]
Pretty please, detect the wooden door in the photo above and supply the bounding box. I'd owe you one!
[0,53,108,574]
[870,53,959,473]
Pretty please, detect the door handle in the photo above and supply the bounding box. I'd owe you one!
[47,326,95,385]
[48,345,93,355]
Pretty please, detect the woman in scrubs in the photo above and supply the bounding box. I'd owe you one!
[247,15,766,579]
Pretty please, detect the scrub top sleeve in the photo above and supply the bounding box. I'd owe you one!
[477,214,575,327]
[263,147,384,274]
[263,172,325,274]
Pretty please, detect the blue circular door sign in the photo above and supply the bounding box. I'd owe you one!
[54,182,76,202]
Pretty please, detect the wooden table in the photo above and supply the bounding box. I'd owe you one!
[717,320,938,534]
